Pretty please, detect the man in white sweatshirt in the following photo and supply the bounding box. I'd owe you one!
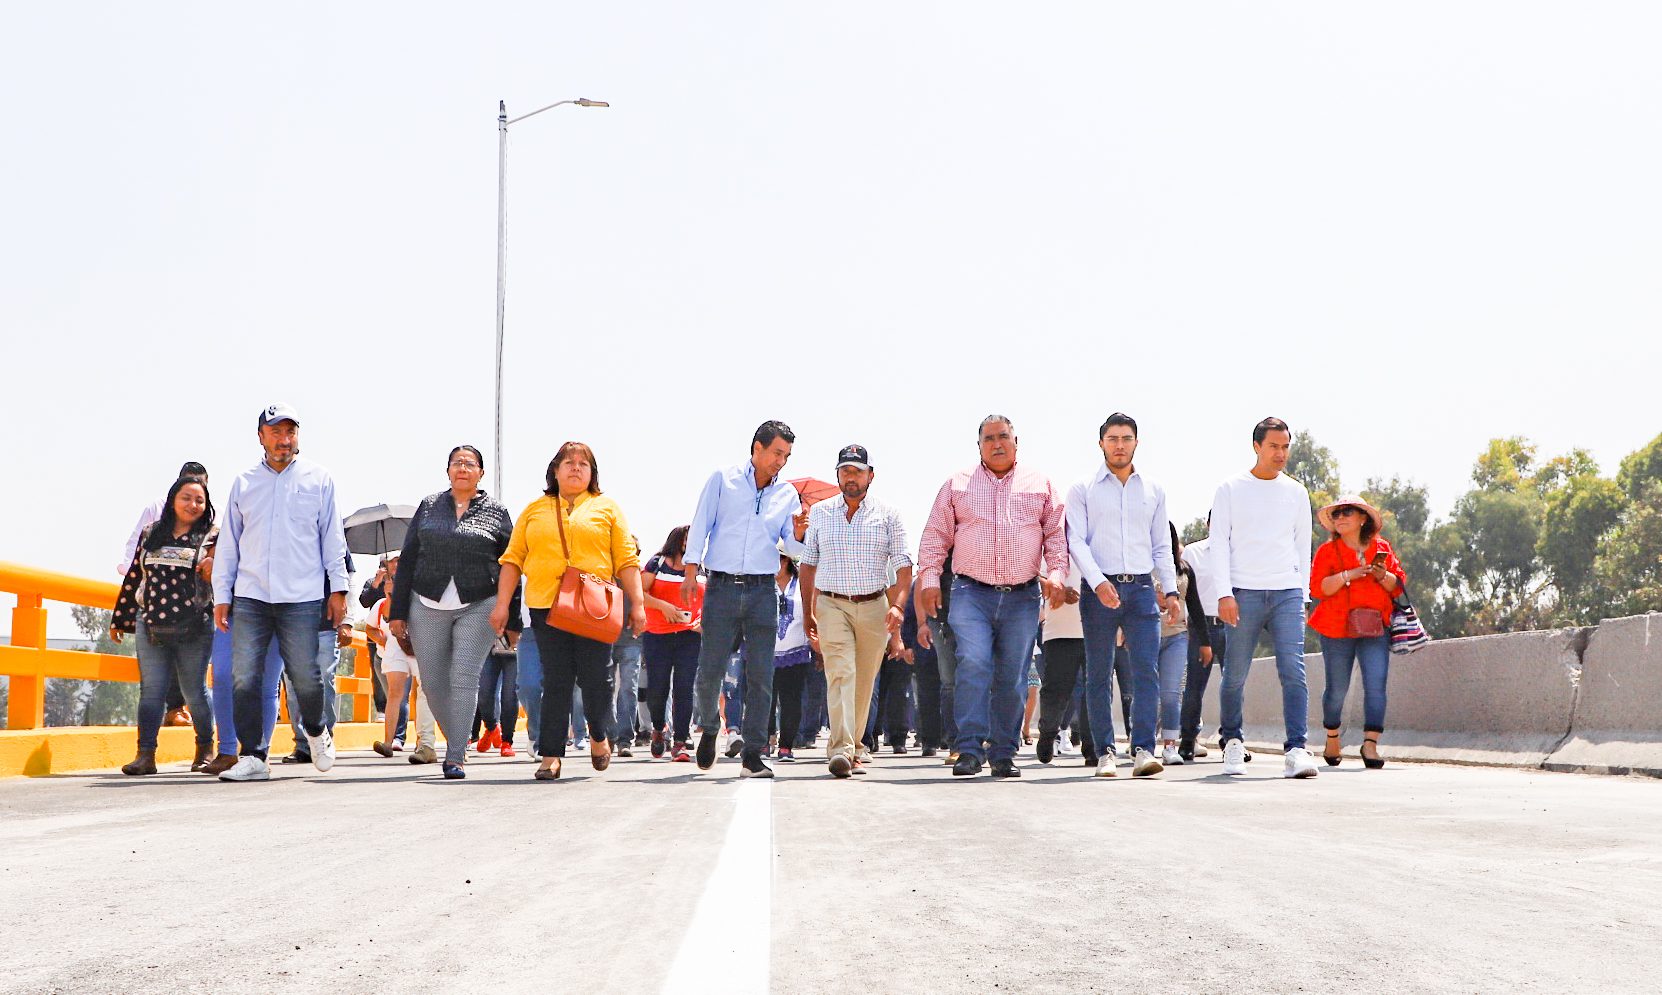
[1209,417,1320,779]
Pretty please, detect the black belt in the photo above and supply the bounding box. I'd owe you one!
[1207,616,1226,627]
[821,590,885,603]
[1106,573,1151,584]
[958,575,1038,593]
[709,570,773,584]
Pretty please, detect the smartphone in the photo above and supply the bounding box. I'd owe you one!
[1371,551,1387,568]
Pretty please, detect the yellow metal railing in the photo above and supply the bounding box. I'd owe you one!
[0,560,378,731]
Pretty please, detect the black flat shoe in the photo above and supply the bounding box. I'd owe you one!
[535,762,561,780]
[696,731,718,770]
[952,754,983,777]
[1036,732,1055,765]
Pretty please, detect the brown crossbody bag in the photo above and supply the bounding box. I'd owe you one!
[549,497,624,644]
[1339,540,1386,639]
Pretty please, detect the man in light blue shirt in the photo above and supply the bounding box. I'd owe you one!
[211,402,350,782]
[1065,412,1182,779]
[681,419,808,776]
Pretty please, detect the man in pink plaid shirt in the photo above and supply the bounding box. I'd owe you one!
[917,415,1068,778]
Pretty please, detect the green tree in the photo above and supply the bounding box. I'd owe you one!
[1538,473,1625,622]
[59,605,139,727]
[1590,479,1662,617]
[1179,516,1208,546]
[1362,475,1458,637]
[1617,433,1662,501]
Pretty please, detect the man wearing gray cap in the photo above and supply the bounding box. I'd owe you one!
[799,444,913,778]
[211,402,350,782]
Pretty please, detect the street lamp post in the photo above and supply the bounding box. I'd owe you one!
[494,96,609,500]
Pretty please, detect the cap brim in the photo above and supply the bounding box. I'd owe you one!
[835,461,871,471]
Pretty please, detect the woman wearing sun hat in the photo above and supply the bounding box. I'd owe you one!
[1309,494,1406,769]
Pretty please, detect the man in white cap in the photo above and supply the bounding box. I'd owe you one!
[211,402,350,782]
[799,444,913,778]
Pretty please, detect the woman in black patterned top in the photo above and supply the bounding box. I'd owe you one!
[111,475,219,775]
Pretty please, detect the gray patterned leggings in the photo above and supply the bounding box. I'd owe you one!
[407,596,499,765]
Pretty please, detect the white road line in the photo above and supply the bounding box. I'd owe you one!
[662,780,773,994]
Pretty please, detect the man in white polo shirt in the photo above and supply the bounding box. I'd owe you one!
[1210,416,1319,779]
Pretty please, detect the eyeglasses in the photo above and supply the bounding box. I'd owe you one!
[449,461,481,470]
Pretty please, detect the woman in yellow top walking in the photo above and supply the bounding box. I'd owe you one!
[494,442,647,780]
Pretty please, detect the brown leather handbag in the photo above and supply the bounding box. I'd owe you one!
[1337,540,1386,638]
[549,497,624,644]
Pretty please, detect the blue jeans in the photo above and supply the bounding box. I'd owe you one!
[722,651,746,733]
[134,619,214,750]
[612,642,642,745]
[210,623,282,757]
[948,578,1041,763]
[927,617,959,748]
[231,597,327,761]
[1157,632,1187,741]
[517,629,543,752]
[693,574,778,752]
[1219,588,1309,751]
[644,629,700,742]
[1320,634,1391,733]
[286,631,339,752]
[1079,579,1162,755]
[478,649,520,743]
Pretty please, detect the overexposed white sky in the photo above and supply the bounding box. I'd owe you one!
[4,3,1660,637]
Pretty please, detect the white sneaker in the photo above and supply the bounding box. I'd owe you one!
[1057,736,1077,756]
[1094,754,1118,778]
[1132,748,1164,777]
[1284,747,1320,779]
[1163,744,1182,766]
[307,730,335,772]
[218,756,270,782]
[1222,739,1247,776]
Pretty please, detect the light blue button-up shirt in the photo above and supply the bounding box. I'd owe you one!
[212,456,350,605]
[684,461,806,575]
[1064,464,1177,596]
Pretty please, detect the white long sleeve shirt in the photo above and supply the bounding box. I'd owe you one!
[1184,536,1223,616]
[1208,471,1313,600]
[117,497,167,575]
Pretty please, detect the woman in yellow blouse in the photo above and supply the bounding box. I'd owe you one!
[494,442,647,780]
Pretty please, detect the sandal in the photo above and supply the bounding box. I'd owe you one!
[1322,730,1342,767]
[1361,735,1385,770]
[535,759,562,780]
[591,738,612,772]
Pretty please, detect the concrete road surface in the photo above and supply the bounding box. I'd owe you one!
[3,742,1658,994]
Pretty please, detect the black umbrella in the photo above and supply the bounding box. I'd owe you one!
[342,504,417,556]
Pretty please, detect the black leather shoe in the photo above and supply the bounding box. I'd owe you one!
[990,759,1021,778]
[1177,737,1196,764]
[952,754,983,777]
[919,746,938,758]
[279,752,311,765]
[1036,732,1056,765]
[696,731,718,770]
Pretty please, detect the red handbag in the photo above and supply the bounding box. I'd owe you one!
[1335,540,1386,638]
[549,497,624,644]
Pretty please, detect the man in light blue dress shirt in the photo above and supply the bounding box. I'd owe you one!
[211,402,350,782]
[681,419,808,776]
[1065,412,1182,779]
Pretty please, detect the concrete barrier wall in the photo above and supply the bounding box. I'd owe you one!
[1544,613,1662,776]
[1228,614,1661,776]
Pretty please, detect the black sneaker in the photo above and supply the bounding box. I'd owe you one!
[279,752,311,765]
[696,731,718,770]
[952,754,983,777]
[1178,737,1196,764]
[740,750,774,779]
[990,759,1022,778]
[1036,732,1056,765]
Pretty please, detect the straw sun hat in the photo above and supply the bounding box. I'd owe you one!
[1316,495,1385,534]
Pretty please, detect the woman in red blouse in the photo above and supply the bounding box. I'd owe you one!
[1309,495,1406,769]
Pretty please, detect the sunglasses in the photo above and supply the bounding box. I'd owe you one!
[1330,507,1359,518]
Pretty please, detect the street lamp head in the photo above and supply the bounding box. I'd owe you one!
[575,98,610,107]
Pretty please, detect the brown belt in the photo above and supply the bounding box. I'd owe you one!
[821,590,885,603]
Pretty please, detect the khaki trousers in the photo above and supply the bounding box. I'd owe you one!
[817,594,891,763]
